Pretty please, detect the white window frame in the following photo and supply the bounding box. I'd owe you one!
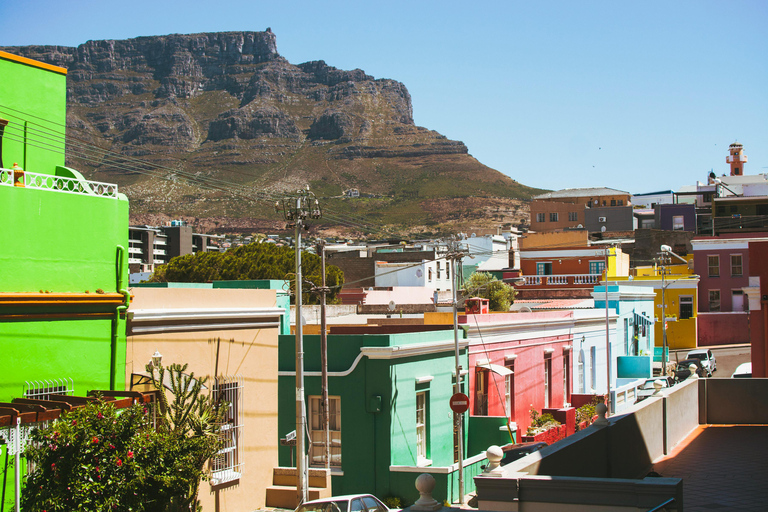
[672,215,684,231]
[708,289,721,312]
[211,375,244,485]
[577,350,585,394]
[544,355,552,408]
[416,391,428,464]
[590,346,597,390]
[731,254,743,277]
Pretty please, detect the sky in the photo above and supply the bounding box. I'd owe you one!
[1,0,766,194]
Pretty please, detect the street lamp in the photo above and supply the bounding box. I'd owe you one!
[149,350,162,370]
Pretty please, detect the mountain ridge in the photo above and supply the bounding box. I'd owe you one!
[2,30,541,237]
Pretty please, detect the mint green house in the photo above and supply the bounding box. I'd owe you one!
[0,50,130,509]
[277,329,499,504]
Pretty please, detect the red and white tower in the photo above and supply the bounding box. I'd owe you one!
[727,141,747,176]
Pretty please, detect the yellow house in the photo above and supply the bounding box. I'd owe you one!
[609,251,699,350]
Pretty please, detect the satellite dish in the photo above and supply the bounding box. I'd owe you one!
[519,306,532,313]
[388,300,397,312]
[416,269,423,278]
[577,224,583,228]
[601,226,607,232]
[369,287,374,291]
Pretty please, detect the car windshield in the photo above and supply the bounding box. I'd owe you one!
[297,502,348,512]
[640,380,661,390]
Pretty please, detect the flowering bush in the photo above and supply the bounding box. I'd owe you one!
[526,406,561,436]
[22,364,224,512]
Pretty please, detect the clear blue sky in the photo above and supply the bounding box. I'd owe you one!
[2,0,766,194]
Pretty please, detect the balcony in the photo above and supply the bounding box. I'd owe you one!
[521,274,600,287]
[0,168,118,198]
[726,154,747,163]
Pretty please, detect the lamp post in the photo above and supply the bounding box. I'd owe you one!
[276,187,322,505]
[449,240,465,505]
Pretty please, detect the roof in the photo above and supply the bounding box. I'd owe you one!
[533,187,630,200]
[0,50,67,75]
[631,190,674,197]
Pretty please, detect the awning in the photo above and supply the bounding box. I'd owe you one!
[476,363,513,376]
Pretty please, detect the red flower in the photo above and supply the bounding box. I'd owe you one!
[97,412,104,419]
[109,443,116,449]
[116,459,123,467]
[92,436,99,444]
[127,450,134,458]
[71,419,77,425]
[51,463,56,469]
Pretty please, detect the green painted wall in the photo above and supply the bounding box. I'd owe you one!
[278,331,470,501]
[0,54,66,173]
[0,53,129,511]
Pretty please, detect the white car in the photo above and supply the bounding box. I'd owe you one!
[296,494,396,512]
[686,349,717,376]
[636,376,674,401]
[731,362,752,378]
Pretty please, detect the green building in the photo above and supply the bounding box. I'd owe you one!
[277,329,502,504]
[0,50,130,509]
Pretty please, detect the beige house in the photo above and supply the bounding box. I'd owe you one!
[126,286,285,511]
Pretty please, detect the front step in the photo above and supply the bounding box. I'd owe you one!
[265,485,330,509]
[265,467,332,509]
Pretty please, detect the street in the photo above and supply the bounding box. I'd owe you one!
[670,344,751,378]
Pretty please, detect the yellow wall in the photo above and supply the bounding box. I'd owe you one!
[126,287,280,511]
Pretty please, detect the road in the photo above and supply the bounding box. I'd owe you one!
[670,344,751,378]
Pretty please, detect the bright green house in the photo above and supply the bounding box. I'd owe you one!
[0,50,130,509]
[278,328,498,504]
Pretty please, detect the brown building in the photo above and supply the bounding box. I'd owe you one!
[530,187,631,233]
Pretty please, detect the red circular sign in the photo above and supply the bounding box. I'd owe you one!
[450,392,470,414]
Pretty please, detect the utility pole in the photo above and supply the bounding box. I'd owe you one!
[276,187,322,505]
[314,241,331,474]
[448,237,465,505]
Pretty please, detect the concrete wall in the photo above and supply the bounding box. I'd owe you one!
[701,378,768,424]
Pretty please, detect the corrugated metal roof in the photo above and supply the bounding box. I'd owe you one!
[533,187,630,200]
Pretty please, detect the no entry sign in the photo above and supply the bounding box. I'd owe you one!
[450,392,470,414]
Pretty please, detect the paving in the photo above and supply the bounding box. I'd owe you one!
[650,424,768,511]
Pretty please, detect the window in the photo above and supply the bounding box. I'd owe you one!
[211,376,244,484]
[505,362,515,421]
[23,378,73,401]
[550,212,559,222]
[446,263,450,281]
[416,391,428,463]
[563,352,571,407]
[436,261,441,279]
[731,254,743,276]
[610,199,616,206]
[624,318,630,355]
[617,200,623,206]
[672,215,684,231]
[708,255,720,277]
[569,211,578,222]
[309,395,342,467]
[679,296,694,320]
[703,193,712,203]
[708,290,721,312]
[590,346,597,390]
[577,350,585,394]
[544,355,552,408]
[589,261,605,275]
[428,268,432,281]
[474,370,488,415]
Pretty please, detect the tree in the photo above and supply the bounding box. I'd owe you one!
[148,242,345,304]
[21,364,225,512]
[461,272,517,312]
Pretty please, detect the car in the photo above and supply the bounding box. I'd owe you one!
[674,358,706,381]
[295,494,395,512]
[636,376,675,401]
[499,441,548,466]
[731,362,752,378]
[686,349,717,376]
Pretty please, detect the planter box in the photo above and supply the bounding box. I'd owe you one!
[521,423,567,444]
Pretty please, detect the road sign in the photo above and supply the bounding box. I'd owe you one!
[450,392,470,414]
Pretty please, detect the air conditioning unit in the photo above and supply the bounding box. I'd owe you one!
[598,216,607,222]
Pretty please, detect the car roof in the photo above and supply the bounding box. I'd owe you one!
[303,495,376,504]
[734,362,752,372]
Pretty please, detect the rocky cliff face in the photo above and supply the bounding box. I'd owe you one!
[3,31,538,235]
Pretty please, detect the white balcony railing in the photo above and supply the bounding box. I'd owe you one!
[524,276,542,285]
[520,274,601,286]
[547,275,567,285]
[574,274,600,284]
[0,168,118,198]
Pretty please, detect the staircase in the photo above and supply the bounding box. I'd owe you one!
[265,467,332,509]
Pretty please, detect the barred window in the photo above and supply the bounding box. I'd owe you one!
[708,255,720,277]
[709,290,721,312]
[731,254,743,276]
[211,376,244,485]
[23,378,74,401]
[536,213,545,223]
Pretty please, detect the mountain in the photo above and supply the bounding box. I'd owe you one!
[2,30,542,237]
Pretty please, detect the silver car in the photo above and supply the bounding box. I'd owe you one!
[686,349,717,376]
[637,376,674,401]
[296,495,396,512]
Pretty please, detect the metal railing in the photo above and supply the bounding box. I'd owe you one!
[521,274,601,286]
[0,167,118,198]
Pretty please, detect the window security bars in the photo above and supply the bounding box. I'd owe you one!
[210,375,244,485]
[23,378,74,401]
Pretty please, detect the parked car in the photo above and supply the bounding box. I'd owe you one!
[500,441,548,466]
[637,376,675,401]
[686,349,717,376]
[731,362,752,379]
[674,358,706,381]
[296,495,395,512]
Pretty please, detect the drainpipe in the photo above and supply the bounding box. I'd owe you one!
[113,245,130,390]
